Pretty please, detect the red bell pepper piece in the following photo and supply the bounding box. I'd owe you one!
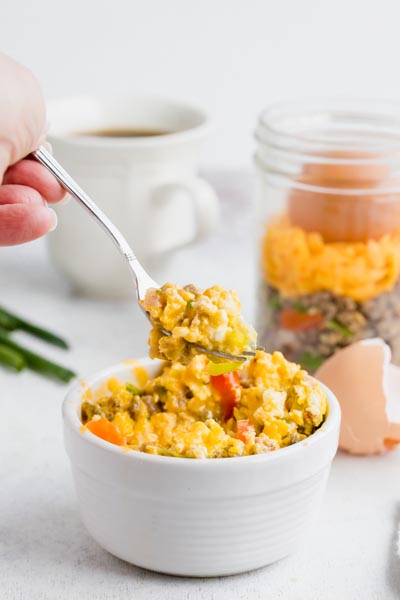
[210,371,241,420]
[236,419,255,443]
[279,308,323,331]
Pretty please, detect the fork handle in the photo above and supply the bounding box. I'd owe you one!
[33,145,158,297]
[33,146,132,255]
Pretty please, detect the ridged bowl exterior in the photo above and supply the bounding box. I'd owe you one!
[63,359,340,577]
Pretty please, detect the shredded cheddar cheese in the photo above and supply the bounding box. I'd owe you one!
[262,218,400,301]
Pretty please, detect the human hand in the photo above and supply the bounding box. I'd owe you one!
[0,53,66,246]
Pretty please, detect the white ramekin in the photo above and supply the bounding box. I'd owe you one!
[63,358,340,577]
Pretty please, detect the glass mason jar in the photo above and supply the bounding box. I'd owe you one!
[254,101,400,373]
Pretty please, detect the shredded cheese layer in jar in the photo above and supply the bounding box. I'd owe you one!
[262,218,400,301]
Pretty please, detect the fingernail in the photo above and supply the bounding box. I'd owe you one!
[48,208,58,232]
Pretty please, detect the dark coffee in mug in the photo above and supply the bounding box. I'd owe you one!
[72,128,172,138]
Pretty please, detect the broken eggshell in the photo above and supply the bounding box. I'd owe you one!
[315,338,400,455]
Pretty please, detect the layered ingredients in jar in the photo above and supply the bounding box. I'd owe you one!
[81,350,327,458]
[257,154,400,371]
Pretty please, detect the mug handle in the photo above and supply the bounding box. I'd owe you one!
[148,177,220,255]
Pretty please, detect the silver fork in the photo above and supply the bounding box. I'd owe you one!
[33,145,255,363]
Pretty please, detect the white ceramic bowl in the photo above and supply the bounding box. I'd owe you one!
[63,358,341,577]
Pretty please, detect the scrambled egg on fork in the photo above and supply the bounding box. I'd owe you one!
[81,350,327,459]
[142,283,257,363]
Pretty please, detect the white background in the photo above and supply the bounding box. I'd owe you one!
[2,4,400,598]
[3,0,400,168]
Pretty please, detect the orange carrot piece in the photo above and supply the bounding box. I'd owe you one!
[86,418,124,446]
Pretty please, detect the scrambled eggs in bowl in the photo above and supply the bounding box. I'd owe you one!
[142,283,257,362]
[81,350,327,458]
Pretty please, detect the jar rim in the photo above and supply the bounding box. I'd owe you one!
[256,99,400,159]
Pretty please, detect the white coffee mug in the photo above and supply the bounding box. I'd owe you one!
[47,96,219,299]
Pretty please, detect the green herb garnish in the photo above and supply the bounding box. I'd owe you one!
[0,306,69,348]
[291,301,308,313]
[158,448,186,458]
[268,293,282,311]
[298,352,325,372]
[0,312,19,331]
[328,318,352,338]
[0,331,75,383]
[126,382,144,396]
[0,344,25,372]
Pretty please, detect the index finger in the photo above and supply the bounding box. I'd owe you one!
[3,158,66,203]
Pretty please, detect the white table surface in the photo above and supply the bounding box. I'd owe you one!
[1,172,399,600]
